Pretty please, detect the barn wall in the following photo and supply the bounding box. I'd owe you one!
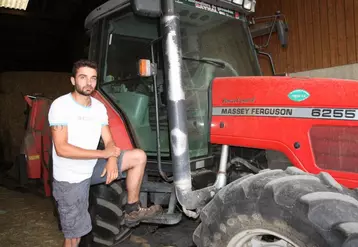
[254,0,358,75]
[290,62,358,80]
[0,72,72,163]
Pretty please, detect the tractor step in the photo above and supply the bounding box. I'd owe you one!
[140,181,173,193]
[141,210,182,225]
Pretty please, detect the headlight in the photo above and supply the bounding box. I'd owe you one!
[233,0,244,4]
[243,0,252,10]
[231,0,256,13]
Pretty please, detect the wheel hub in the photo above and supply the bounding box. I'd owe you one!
[227,229,300,247]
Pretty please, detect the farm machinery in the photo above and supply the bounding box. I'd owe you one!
[77,0,358,246]
[0,94,53,197]
[9,0,358,246]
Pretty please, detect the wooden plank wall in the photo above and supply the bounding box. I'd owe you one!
[253,0,358,75]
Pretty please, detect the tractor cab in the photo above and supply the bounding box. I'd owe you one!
[85,0,262,170]
[79,2,358,247]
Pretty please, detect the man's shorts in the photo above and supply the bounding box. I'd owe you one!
[52,151,126,239]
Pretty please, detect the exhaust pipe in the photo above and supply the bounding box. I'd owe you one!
[161,0,228,211]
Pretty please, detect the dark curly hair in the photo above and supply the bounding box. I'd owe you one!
[72,59,98,77]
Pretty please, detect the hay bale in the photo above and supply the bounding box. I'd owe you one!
[0,71,73,163]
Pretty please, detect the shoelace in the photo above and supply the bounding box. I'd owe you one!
[138,207,151,211]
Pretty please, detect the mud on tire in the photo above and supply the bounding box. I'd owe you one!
[80,181,132,247]
[193,167,358,247]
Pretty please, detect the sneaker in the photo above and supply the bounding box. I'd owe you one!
[124,204,163,227]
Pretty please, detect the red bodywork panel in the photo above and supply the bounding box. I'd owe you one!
[210,76,358,189]
[92,91,134,150]
[23,95,52,196]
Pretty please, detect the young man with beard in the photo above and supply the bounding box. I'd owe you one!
[49,60,162,247]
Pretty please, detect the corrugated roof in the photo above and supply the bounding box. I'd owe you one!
[0,0,29,10]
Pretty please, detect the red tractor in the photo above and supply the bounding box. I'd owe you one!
[12,0,358,246]
[78,0,358,246]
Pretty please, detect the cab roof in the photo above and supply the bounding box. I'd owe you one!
[85,0,130,30]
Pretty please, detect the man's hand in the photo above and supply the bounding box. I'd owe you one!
[102,145,121,159]
[100,157,119,184]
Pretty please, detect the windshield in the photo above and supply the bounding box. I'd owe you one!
[178,1,261,79]
[97,3,261,160]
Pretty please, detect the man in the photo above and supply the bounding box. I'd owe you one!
[49,59,162,247]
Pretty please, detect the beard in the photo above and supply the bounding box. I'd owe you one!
[74,84,94,96]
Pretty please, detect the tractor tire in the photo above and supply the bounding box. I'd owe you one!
[193,167,358,247]
[79,180,132,247]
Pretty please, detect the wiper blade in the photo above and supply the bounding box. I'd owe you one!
[182,56,225,68]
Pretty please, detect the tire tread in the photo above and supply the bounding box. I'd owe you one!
[80,181,131,247]
[194,167,358,247]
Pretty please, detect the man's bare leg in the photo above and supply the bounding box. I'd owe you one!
[89,149,163,226]
[120,149,163,226]
[63,238,80,247]
[120,149,146,203]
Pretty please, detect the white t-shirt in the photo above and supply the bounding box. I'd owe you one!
[48,93,108,183]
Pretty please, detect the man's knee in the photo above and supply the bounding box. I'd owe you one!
[138,149,147,163]
[132,148,146,166]
[122,148,147,171]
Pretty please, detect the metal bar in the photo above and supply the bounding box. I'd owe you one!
[159,0,220,212]
[162,0,175,15]
[151,39,172,182]
[167,187,177,214]
[213,145,229,189]
[160,0,191,187]
[250,23,277,38]
[257,51,276,75]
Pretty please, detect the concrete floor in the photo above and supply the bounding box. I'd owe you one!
[0,186,63,247]
[0,186,197,247]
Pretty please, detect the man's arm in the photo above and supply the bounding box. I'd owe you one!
[49,99,119,160]
[101,125,119,163]
[99,105,119,160]
[100,125,120,184]
[51,125,109,159]
[101,125,117,149]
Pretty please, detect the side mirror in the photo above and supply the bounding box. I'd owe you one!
[276,19,288,48]
[249,11,289,49]
[131,0,162,18]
